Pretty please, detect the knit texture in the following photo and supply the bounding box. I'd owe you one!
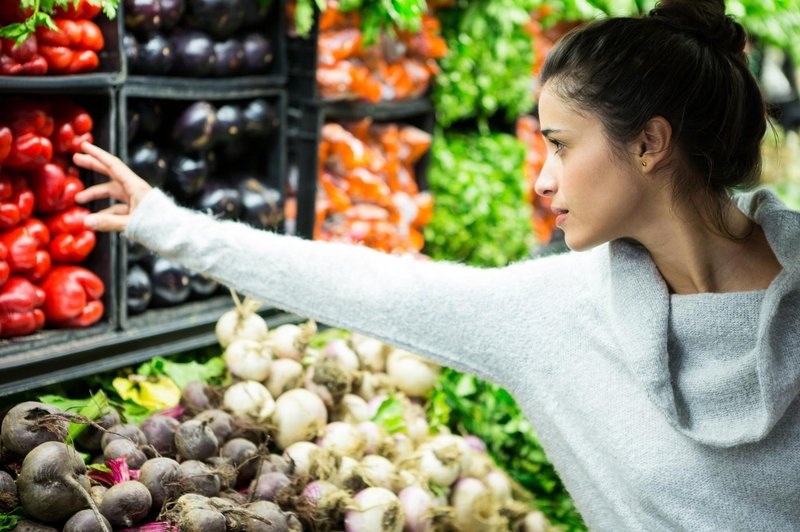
[127,188,800,531]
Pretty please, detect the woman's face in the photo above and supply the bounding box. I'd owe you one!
[536,86,654,251]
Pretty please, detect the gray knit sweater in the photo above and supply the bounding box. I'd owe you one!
[127,188,800,531]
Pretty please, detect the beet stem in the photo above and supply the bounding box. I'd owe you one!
[65,474,111,532]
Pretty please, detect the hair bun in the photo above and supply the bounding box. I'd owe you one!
[649,0,747,56]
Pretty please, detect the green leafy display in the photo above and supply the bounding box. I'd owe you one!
[38,390,109,440]
[0,0,119,44]
[136,356,227,390]
[424,130,535,267]
[370,395,406,433]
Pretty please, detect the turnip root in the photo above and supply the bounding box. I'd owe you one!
[344,487,404,532]
[139,457,180,510]
[181,381,217,413]
[75,407,121,452]
[305,357,353,408]
[266,359,304,398]
[225,338,273,381]
[63,508,112,532]
[398,486,445,532]
[0,470,17,511]
[221,438,259,486]
[99,480,152,528]
[103,438,147,469]
[386,350,440,397]
[194,409,235,443]
[216,295,268,348]
[317,422,367,458]
[16,441,106,529]
[332,394,370,424]
[350,334,388,372]
[101,424,147,449]
[176,460,221,497]
[175,419,219,460]
[518,510,550,532]
[272,389,328,450]
[266,321,316,361]
[282,442,337,481]
[1,402,69,457]
[451,477,507,532]
[223,381,275,423]
[298,480,351,529]
[140,415,180,456]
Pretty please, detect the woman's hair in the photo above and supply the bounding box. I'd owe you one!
[540,0,767,238]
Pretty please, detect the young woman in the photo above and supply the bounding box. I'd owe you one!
[73,0,800,529]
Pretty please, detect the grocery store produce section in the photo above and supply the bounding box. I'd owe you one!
[0,0,797,529]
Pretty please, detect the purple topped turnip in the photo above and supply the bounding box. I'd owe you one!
[1,402,68,458]
[99,480,152,528]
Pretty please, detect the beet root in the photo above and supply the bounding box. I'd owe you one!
[100,423,147,449]
[193,409,234,443]
[139,457,181,511]
[140,415,180,456]
[221,438,259,487]
[75,407,121,453]
[103,438,147,469]
[180,508,227,532]
[63,508,112,532]
[10,520,59,531]
[0,470,18,511]
[99,480,152,528]
[177,460,221,497]
[175,419,219,460]
[1,402,69,457]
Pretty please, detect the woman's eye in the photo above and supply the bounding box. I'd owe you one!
[552,140,565,154]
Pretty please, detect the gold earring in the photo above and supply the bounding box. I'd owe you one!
[641,159,647,167]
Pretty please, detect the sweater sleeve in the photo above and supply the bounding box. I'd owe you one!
[126,189,579,390]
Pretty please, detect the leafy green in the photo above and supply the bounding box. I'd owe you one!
[0,508,26,531]
[0,0,119,45]
[424,130,535,267]
[136,356,226,390]
[370,395,406,433]
[307,327,351,350]
[38,390,109,440]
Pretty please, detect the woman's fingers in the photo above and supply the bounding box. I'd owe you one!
[73,152,112,177]
[84,210,130,232]
[75,181,126,204]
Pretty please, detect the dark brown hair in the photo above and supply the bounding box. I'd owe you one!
[540,0,767,238]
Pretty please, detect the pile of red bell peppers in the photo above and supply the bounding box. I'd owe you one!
[0,97,104,338]
[0,0,105,76]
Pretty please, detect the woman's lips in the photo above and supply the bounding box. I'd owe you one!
[552,206,569,226]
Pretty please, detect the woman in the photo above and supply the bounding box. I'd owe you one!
[74,0,800,529]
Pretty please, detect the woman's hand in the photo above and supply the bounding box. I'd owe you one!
[72,142,153,232]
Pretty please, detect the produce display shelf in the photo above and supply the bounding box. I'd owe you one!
[0,310,302,398]
[126,74,287,92]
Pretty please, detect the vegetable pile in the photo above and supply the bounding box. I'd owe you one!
[0,299,553,531]
[0,97,104,337]
[313,1,447,102]
[125,97,281,314]
[124,0,276,77]
[315,119,433,253]
[0,0,113,75]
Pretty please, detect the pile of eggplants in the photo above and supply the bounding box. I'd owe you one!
[124,0,275,77]
[125,97,282,314]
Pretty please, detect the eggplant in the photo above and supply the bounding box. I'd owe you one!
[171,30,216,77]
[189,272,219,297]
[196,178,241,219]
[130,101,163,135]
[241,0,271,29]
[127,264,153,314]
[213,104,244,147]
[240,33,272,74]
[242,99,278,137]
[135,33,174,75]
[186,0,245,40]
[160,0,186,31]
[148,256,191,306]
[125,0,185,32]
[126,102,141,144]
[236,176,282,228]
[167,154,209,200]
[123,34,140,73]
[128,141,169,188]
[127,239,151,264]
[212,39,244,77]
[172,101,217,151]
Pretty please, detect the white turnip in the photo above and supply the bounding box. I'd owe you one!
[225,338,273,381]
[344,487,404,532]
[386,350,440,398]
[266,359,304,398]
[316,422,367,458]
[267,321,316,360]
[216,295,268,348]
[450,477,506,531]
[282,441,337,481]
[272,389,328,450]
[223,381,275,423]
[1,402,69,457]
[350,334,388,372]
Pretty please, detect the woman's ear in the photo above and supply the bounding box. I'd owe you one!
[636,116,672,171]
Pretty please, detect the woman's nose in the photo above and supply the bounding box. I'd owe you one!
[534,160,558,197]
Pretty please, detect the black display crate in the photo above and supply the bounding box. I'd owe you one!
[0,86,119,356]
[0,13,125,89]
[118,85,287,331]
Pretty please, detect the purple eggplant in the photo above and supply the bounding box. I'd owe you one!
[148,256,191,306]
[127,264,152,314]
[125,0,185,32]
[236,176,282,229]
[196,178,241,219]
[212,39,244,77]
[242,98,278,137]
[130,101,163,135]
[186,0,245,40]
[135,33,174,75]
[189,272,219,297]
[241,0,272,29]
[213,104,244,146]
[127,239,151,264]
[126,103,141,145]
[172,101,217,151]
[171,30,216,77]
[240,33,272,74]
[123,33,140,72]
[160,0,186,30]
[129,141,169,188]
[167,154,209,200]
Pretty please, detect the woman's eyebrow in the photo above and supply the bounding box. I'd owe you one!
[540,128,565,138]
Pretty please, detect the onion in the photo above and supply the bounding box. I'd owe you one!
[267,321,317,360]
[224,338,272,381]
[386,350,440,397]
[265,359,304,398]
[398,486,438,532]
[222,381,275,422]
[317,422,367,458]
[272,389,328,450]
[215,295,268,348]
[345,487,404,532]
[333,394,370,424]
[324,339,360,374]
[451,477,506,531]
[282,442,337,480]
[350,334,388,372]
[355,455,397,491]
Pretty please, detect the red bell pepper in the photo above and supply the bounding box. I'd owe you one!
[0,36,48,76]
[3,132,53,169]
[40,265,104,327]
[0,3,32,24]
[0,99,54,169]
[29,163,84,214]
[45,206,96,264]
[0,242,10,287]
[38,45,99,74]
[52,101,94,154]
[53,0,102,20]
[37,19,104,51]
[0,218,51,282]
[0,277,46,338]
[0,126,11,164]
[0,171,34,230]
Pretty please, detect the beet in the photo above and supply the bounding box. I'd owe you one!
[140,415,179,456]
[221,438,259,487]
[135,33,174,75]
[212,39,244,77]
[181,381,215,413]
[171,30,216,77]
[101,424,147,449]
[16,442,96,524]
[139,457,180,510]
[250,471,290,502]
[0,470,18,511]
[205,456,237,491]
[1,402,68,458]
[245,500,301,532]
[126,263,153,315]
[192,409,234,442]
[90,485,107,507]
[180,507,227,532]
[10,521,58,531]
[75,407,121,453]
[99,480,152,528]
[175,419,219,460]
[177,460,221,497]
[103,438,147,469]
[240,33,272,74]
[173,101,217,151]
[63,508,112,532]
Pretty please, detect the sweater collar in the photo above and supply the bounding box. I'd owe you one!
[608,188,800,447]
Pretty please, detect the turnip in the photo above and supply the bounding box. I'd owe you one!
[332,394,370,424]
[335,456,367,492]
[355,422,392,456]
[193,409,235,443]
[317,422,367,458]
[355,455,399,491]
[139,457,180,510]
[350,333,388,372]
[344,487,404,532]
[243,500,303,532]
[266,320,316,361]
[216,294,268,348]
[99,480,152,528]
[101,423,147,449]
[221,438,259,486]
[282,442,337,480]
[299,480,351,528]
[176,460,221,497]
[266,359,304,398]
[75,407,121,452]
[0,470,17,511]
[485,470,513,505]
[250,471,291,502]
[16,441,106,529]
[450,477,506,531]
[323,339,361,374]
[175,419,219,460]
[223,381,275,423]
[272,389,328,450]
[103,438,147,469]
[225,338,273,381]
[1,402,69,457]
[398,486,442,532]
[355,371,393,401]
[386,350,440,398]
[181,380,217,413]
[519,510,550,532]
[304,357,353,408]
[63,508,112,532]
[140,415,180,456]
[416,439,462,488]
